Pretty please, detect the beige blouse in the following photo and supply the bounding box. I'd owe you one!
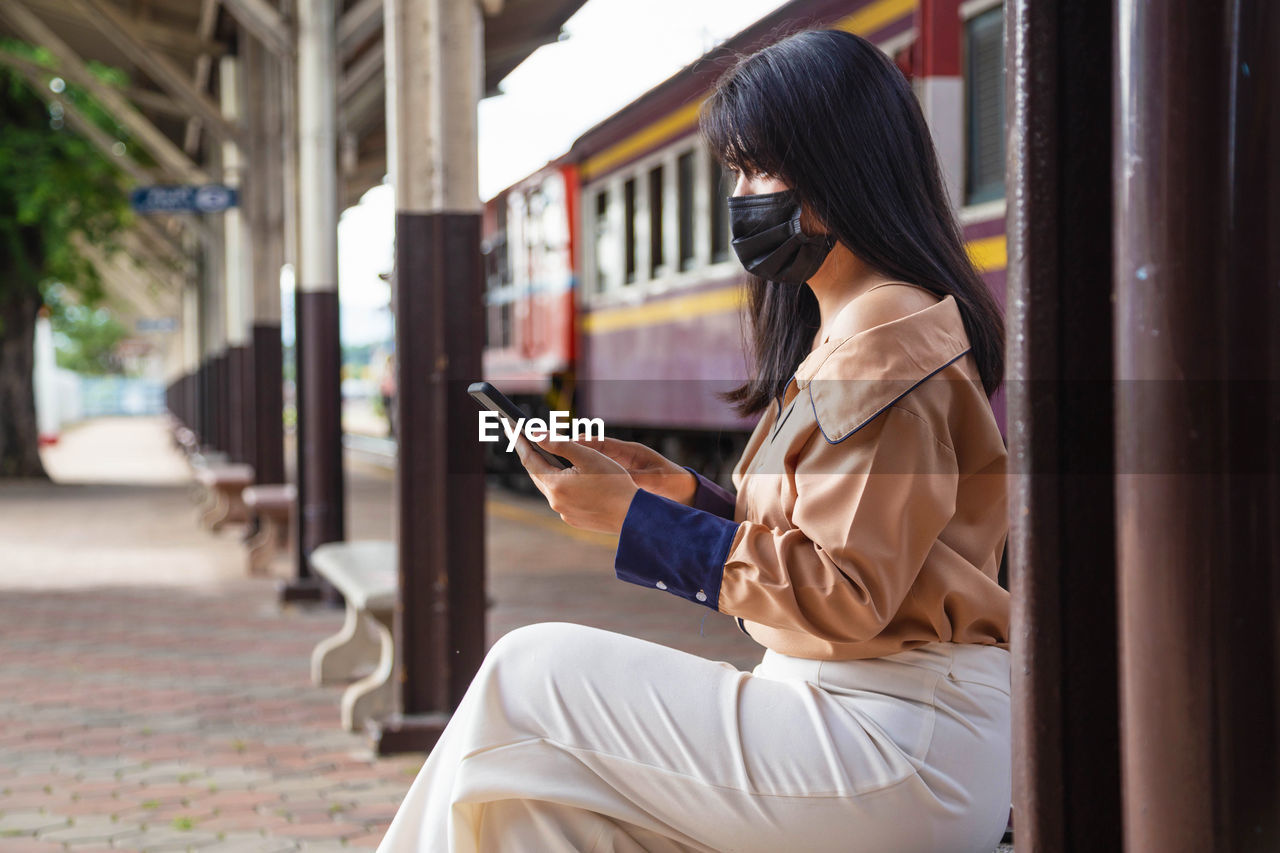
[719,290,1011,660]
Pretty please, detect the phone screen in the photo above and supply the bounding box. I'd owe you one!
[467,381,572,469]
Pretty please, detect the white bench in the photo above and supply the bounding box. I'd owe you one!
[308,540,397,731]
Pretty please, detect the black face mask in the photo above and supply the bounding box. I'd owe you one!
[727,189,836,285]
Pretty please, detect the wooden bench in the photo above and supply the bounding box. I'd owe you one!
[242,483,295,575]
[308,540,397,731]
[194,463,255,530]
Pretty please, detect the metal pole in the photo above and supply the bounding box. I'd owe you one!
[293,0,345,596]
[1114,1,1280,849]
[371,0,487,755]
[1005,1,1122,849]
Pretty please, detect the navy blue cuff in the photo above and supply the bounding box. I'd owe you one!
[682,466,737,520]
[614,488,739,610]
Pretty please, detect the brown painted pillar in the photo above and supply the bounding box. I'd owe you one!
[246,33,287,487]
[370,0,487,755]
[220,54,252,468]
[1006,1,1122,849]
[1114,1,1280,850]
[292,0,345,595]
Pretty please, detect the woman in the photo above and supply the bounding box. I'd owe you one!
[379,28,1010,853]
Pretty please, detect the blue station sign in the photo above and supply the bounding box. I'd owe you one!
[130,184,239,214]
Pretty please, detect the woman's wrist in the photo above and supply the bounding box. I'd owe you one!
[672,468,699,506]
[643,468,700,506]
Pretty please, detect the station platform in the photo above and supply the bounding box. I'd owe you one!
[0,417,761,852]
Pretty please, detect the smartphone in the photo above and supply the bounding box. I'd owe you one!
[468,381,572,470]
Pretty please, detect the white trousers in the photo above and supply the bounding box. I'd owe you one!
[377,622,1011,853]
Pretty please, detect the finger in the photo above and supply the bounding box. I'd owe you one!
[534,436,611,471]
[576,435,629,458]
[515,436,561,478]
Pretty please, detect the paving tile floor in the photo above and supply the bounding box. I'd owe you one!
[1,417,1013,852]
[0,418,761,851]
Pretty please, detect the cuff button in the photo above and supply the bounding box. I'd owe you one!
[695,590,707,602]
[656,581,667,590]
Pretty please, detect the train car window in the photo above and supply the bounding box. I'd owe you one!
[649,165,665,277]
[710,159,732,263]
[499,302,512,348]
[593,189,610,293]
[482,235,505,292]
[624,178,638,284]
[677,150,696,271]
[964,5,1006,205]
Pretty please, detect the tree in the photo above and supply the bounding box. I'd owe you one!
[0,41,135,478]
[45,284,130,376]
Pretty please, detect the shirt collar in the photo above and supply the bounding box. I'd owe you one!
[793,294,972,442]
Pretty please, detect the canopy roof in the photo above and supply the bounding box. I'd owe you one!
[0,0,588,207]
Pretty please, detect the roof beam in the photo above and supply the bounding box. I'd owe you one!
[68,0,242,147]
[0,0,208,182]
[219,0,293,57]
[74,234,180,318]
[0,46,163,185]
[119,231,184,293]
[183,0,220,156]
[337,0,381,62]
[0,49,216,256]
[338,39,382,104]
[339,63,384,137]
[126,86,189,119]
[130,217,192,274]
[11,0,230,58]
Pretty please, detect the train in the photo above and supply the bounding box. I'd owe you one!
[479,0,1008,485]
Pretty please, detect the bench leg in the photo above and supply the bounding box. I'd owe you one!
[340,607,395,732]
[311,604,382,686]
[210,488,249,531]
[193,480,218,515]
[201,488,230,529]
[245,517,278,575]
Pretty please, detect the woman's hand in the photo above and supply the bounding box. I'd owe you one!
[514,436,640,535]
[576,436,698,506]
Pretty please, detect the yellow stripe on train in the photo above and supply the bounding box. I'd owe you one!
[832,0,917,36]
[966,235,1007,273]
[580,0,918,182]
[581,234,1008,335]
[581,285,745,334]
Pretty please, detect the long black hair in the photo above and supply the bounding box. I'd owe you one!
[699,28,1005,416]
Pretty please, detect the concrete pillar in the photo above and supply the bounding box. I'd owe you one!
[293,0,345,597]
[245,34,287,488]
[370,0,486,755]
[200,160,228,454]
[181,277,200,428]
[220,54,251,467]
[181,228,202,439]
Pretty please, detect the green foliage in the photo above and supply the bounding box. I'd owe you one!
[0,37,137,310]
[43,282,128,375]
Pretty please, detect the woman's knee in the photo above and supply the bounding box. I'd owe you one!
[478,622,608,689]
[484,621,601,666]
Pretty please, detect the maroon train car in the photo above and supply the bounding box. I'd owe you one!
[483,0,1010,478]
